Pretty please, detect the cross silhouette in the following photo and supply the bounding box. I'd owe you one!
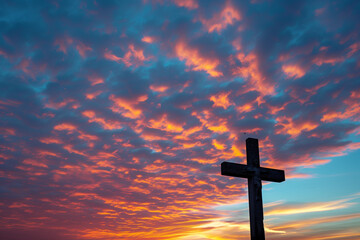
[221,138,285,240]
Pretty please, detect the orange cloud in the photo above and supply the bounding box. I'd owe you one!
[321,112,340,123]
[150,85,169,93]
[272,213,360,237]
[88,75,104,86]
[104,44,151,67]
[212,139,226,150]
[9,202,30,208]
[104,50,122,61]
[175,40,223,77]
[286,172,313,179]
[53,122,98,145]
[232,38,242,51]
[54,123,77,133]
[312,56,344,66]
[78,132,98,142]
[82,110,123,130]
[45,98,76,109]
[0,127,16,136]
[54,36,73,54]
[89,151,117,161]
[210,91,232,109]
[0,153,10,160]
[180,141,204,149]
[192,110,229,134]
[85,90,102,100]
[236,103,254,113]
[198,1,241,33]
[173,125,204,141]
[23,159,48,168]
[0,99,20,107]
[347,42,360,57]
[148,114,184,133]
[173,0,198,9]
[207,120,229,134]
[266,198,355,216]
[322,108,360,123]
[233,52,275,95]
[275,116,318,138]
[40,137,63,144]
[139,131,168,141]
[109,94,147,119]
[15,57,46,77]
[350,89,360,98]
[321,91,360,122]
[231,144,245,157]
[124,44,149,66]
[76,42,92,58]
[282,64,306,79]
[37,150,59,157]
[142,36,155,43]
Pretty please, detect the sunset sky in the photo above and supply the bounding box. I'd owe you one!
[1,0,360,239]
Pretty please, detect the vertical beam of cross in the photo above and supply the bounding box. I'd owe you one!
[221,138,285,240]
[246,138,265,240]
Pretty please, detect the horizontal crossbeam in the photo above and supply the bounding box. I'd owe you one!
[221,161,285,182]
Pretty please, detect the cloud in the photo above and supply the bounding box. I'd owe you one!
[282,64,306,79]
[173,0,199,10]
[265,198,355,216]
[197,1,241,33]
[175,40,223,77]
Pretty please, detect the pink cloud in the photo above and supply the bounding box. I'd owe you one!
[85,90,102,100]
[347,42,360,57]
[173,0,198,9]
[87,75,105,86]
[282,64,306,79]
[54,36,73,54]
[0,127,16,136]
[104,44,151,67]
[82,110,123,130]
[233,52,275,95]
[109,94,147,119]
[312,56,344,66]
[275,116,318,138]
[321,90,360,122]
[76,42,92,58]
[45,98,77,109]
[175,40,222,77]
[147,114,184,133]
[198,1,241,33]
[53,123,77,133]
[141,36,155,43]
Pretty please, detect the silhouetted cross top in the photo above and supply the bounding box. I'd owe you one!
[221,138,285,240]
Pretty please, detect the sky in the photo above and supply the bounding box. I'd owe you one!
[0,0,360,239]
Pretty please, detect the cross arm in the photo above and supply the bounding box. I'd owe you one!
[221,162,253,178]
[221,161,285,183]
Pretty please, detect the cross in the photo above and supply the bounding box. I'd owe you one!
[221,138,285,240]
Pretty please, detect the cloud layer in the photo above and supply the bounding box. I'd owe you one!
[0,0,359,239]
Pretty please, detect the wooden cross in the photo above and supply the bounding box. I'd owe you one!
[221,138,285,240]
